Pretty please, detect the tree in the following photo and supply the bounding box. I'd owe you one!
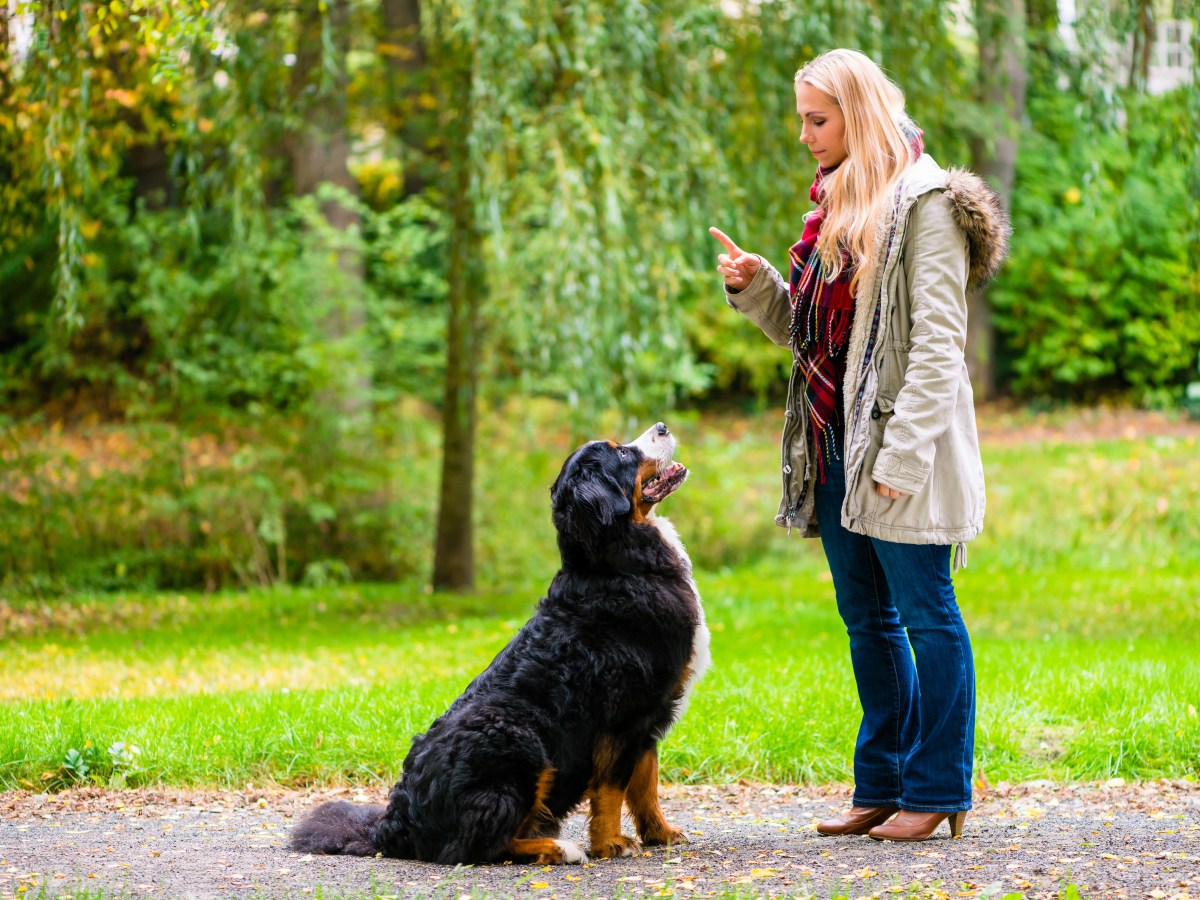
[287,0,370,419]
[425,0,732,590]
[430,23,480,592]
[969,0,1029,398]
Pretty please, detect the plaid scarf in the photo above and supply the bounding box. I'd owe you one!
[787,130,926,484]
[787,166,855,484]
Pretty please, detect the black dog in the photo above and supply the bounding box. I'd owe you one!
[291,423,709,865]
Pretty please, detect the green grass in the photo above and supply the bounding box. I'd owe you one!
[1,417,1198,791]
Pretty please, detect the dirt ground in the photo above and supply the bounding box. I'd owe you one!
[3,779,1198,899]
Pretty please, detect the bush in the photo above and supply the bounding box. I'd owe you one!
[990,88,1200,405]
[0,406,440,595]
[0,183,449,417]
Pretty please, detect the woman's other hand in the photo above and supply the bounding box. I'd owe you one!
[709,227,761,292]
[874,482,908,500]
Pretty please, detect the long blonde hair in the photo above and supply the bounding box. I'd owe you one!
[795,49,917,289]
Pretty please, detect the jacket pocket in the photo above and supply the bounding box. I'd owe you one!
[875,340,912,412]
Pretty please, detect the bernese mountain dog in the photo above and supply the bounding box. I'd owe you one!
[291,422,710,865]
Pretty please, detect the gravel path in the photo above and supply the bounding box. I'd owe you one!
[3,780,1198,899]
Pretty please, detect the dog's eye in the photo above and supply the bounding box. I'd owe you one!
[618,448,628,458]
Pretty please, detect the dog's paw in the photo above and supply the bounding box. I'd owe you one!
[641,822,688,847]
[591,835,642,859]
[552,840,588,865]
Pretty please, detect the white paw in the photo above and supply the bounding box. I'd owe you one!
[554,840,588,865]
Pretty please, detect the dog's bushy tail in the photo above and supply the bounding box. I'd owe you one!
[290,801,386,856]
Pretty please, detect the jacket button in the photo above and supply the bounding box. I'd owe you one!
[783,464,792,474]
[785,409,794,418]
[870,407,881,420]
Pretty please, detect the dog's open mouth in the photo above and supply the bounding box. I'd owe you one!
[642,461,688,503]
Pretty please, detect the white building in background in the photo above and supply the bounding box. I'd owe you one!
[1058,0,1195,95]
[1147,17,1194,93]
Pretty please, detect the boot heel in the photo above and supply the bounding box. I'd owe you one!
[948,811,967,838]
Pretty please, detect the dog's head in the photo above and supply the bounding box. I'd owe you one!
[549,422,689,555]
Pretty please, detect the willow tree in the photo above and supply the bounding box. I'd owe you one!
[287,0,371,420]
[425,0,731,591]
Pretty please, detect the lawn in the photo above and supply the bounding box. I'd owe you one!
[1,413,1198,792]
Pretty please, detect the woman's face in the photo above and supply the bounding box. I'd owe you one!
[796,81,847,168]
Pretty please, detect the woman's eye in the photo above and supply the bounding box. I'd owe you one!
[813,120,825,126]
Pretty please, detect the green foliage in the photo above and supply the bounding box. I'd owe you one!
[47,739,146,791]
[0,408,441,595]
[4,0,1194,420]
[990,88,1200,404]
[0,185,449,415]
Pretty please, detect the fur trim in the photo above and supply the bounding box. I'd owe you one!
[943,168,1011,291]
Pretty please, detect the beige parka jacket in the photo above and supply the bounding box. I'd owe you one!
[727,154,1010,562]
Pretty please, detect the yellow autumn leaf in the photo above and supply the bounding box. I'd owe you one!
[106,89,139,108]
[528,882,549,890]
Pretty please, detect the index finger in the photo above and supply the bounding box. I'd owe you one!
[708,227,742,258]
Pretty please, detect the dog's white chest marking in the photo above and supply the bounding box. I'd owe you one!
[650,515,711,732]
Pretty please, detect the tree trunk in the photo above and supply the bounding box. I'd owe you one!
[970,0,1028,400]
[1128,0,1155,93]
[431,62,479,593]
[379,0,439,196]
[287,0,370,418]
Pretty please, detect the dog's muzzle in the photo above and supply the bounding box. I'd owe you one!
[630,423,688,503]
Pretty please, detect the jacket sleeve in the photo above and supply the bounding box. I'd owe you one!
[872,190,970,495]
[724,256,793,349]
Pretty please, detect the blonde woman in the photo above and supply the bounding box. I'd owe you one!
[709,49,1008,842]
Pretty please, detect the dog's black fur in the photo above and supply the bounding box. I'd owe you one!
[291,424,706,865]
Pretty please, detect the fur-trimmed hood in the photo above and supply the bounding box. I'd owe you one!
[943,167,1011,291]
[900,156,1011,292]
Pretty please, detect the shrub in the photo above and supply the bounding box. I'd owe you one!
[990,88,1200,405]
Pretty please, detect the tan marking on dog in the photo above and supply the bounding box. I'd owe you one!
[515,767,558,840]
[588,783,640,859]
[505,837,583,864]
[672,664,695,704]
[589,735,620,784]
[626,747,686,847]
[632,458,660,524]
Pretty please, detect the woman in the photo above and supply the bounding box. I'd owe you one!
[709,49,1008,842]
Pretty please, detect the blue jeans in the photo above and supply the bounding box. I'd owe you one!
[814,459,975,812]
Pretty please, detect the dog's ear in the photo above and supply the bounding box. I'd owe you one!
[552,469,631,545]
[572,475,632,528]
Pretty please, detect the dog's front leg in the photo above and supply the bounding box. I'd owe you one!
[627,746,686,847]
[588,783,642,859]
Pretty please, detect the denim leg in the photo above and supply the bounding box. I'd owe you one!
[870,539,975,812]
[814,462,918,807]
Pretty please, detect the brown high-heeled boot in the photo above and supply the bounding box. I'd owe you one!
[816,806,900,836]
[867,810,967,841]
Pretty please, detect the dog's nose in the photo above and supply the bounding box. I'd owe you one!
[655,422,669,436]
